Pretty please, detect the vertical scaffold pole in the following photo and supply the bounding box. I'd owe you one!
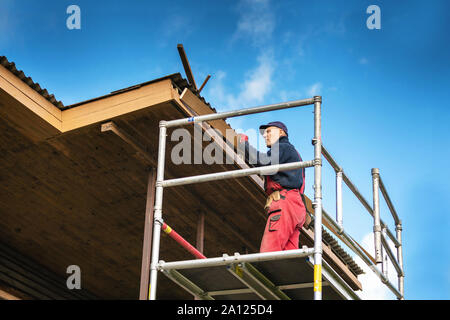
[149,121,168,300]
[313,96,323,300]
[396,221,405,299]
[336,170,343,233]
[371,168,383,266]
[382,226,388,278]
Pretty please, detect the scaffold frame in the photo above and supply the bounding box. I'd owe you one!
[146,95,404,300]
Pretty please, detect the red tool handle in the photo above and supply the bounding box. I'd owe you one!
[162,223,206,259]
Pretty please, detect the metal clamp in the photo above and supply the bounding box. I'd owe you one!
[154,217,164,226]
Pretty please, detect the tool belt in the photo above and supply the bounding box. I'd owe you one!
[264,190,285,211]
[264,190,278,211]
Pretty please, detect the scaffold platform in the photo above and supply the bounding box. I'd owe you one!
[158,248,360,300]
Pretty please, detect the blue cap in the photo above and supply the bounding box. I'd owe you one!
[259,121,288,136]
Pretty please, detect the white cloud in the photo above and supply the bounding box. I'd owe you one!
[0,0,15,45]
[156,8,195,48]
[279,89,302,102]
[353,233,398,300]
[307,82,322,96]
[239,52,274,104]
[206,51,275,110]
[232,0,275,47]
[206,0,277,115]
[359,57,369,65]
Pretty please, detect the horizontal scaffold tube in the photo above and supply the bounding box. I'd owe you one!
[165,97,315,128]
[320,209,403,299]
[321,144,401,248]
[162,160,315,188]
[379,176,401,225]
[157,247,315,271]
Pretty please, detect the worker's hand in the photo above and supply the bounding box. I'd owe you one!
[237,133,248,144]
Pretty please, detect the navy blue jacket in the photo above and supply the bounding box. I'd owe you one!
[241,136,305,191]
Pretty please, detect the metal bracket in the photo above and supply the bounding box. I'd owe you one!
[154,217,164,226]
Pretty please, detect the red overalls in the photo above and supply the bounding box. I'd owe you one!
[259,173,307,252]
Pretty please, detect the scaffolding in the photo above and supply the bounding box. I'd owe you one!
[145,95,404,300]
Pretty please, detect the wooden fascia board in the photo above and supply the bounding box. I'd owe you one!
[0,65,62,133]
[61,79,174,132]
[0,70,177,139]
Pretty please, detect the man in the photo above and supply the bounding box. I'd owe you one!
[237,121,307,252]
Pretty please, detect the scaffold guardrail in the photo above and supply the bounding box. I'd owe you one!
[146,95,404,300]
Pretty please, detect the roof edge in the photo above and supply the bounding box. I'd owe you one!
[0,56,64,109]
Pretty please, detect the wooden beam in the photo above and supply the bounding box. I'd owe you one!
[101,121,156,167]
[139,168,157,300]
[177,44,197,91]
[194,210,205,300]
[0,288,21,300]
[196,210,205,254]
[198,75,211,94]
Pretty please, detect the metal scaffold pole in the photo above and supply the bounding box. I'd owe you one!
[313,96,323,300]
[336,170,343,233]
[371,168,383,267]
[396,222,404,299]
[148,122,167,300]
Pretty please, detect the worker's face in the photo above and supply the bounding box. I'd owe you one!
[263,126,285,147]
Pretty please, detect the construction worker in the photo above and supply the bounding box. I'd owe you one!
[237,121,307,252]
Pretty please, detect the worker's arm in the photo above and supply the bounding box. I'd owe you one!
[237,134,286,168]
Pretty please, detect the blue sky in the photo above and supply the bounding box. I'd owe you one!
[1,0,449,299]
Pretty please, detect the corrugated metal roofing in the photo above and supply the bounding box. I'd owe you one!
[322,229,365,276]
[63,72,214,111]
[0,56,64,109]
[305,213,364,277]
